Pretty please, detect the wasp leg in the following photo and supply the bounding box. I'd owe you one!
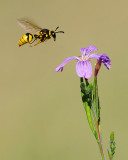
[29,38,37,44]
[30,34,47,47]
[30,40,41,47]
[44,38,49,42]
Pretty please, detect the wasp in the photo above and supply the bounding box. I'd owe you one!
[18,19,64,47]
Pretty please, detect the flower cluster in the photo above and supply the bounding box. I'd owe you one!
[55,45,111,79]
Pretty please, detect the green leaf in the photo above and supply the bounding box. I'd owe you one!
[93,77,100,130]
[94,131,98,141]
[80,78,97,139]
[86,103,95,133]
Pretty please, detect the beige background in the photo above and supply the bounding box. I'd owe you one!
[0,0,128,159]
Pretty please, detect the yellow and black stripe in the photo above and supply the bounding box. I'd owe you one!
[18,33,34,47]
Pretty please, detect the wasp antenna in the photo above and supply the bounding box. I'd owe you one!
[55,31,64,34]
[55,26,59,31]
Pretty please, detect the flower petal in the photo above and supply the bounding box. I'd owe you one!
[99,54,111,69]
[76,60,92,79]
[76,61,86,77]
[85,45,98,55]
[55,56,79,72]
[88,53,101,60]
[80,48,86,56]
[84,60,92,79]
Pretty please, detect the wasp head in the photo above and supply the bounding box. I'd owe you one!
[51,31,56,41]
[51,26,64,41]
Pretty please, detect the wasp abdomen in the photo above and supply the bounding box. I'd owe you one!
[18,33,33,47]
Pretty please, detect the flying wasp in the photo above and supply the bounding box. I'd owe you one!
[18,19,64,47]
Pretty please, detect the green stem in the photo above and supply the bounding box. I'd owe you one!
[91,102,105,160]
[96,120,106,160]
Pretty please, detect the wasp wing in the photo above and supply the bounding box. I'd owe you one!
[17,19,42,33]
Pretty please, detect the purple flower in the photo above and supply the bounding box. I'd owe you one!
[94,54,111,77]
[98,54,111,69]
[55,45,111,79]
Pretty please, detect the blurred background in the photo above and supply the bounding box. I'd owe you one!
[0,0,127,159]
